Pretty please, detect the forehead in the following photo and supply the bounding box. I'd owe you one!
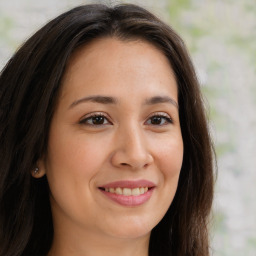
[60,37,178,102]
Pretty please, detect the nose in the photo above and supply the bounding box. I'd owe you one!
[111,125,154,170]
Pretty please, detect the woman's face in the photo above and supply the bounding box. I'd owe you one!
[39,38,183,240]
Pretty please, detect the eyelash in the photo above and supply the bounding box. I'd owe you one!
[79,113,110,126]
[146,112,173,126]
[79,112,173,127]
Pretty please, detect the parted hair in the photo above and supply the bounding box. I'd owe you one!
[0,4,215,256]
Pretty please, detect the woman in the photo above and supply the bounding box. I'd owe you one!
[0,3,215,256]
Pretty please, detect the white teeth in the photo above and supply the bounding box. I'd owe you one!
[104,187,149,196]
[116,187,122,195]
[123,188,132,196]
[139,187,145,194]
[132,188,140,196]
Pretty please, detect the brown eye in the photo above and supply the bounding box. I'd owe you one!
[91,116,105,125]
[80,114,111,126]
[151,116,162,125]
[146,115,172,126]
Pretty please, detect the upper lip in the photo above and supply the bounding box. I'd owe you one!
[98,179,156,189]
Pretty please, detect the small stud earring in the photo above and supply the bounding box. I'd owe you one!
[34,167,39,174]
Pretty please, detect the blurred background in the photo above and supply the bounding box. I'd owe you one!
[0,0,255,255]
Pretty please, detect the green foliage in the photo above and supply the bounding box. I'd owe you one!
[165,1,256,255]
[168,0,191,20]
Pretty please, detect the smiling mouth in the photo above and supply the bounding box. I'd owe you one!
[99,187,153,196]
[98,186,155,206]
[98,179,156,206]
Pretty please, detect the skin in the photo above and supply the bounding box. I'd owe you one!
[36,37,184,256]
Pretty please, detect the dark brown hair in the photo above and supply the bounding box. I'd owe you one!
[0,4,215,256]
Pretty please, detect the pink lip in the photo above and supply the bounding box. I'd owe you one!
[99,179,156,189]
[98,179,156,207]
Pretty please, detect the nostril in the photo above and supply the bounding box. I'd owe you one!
[121,163,128,166]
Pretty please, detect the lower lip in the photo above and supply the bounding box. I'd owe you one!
[99,188,154,206]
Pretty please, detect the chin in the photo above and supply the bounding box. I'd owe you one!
[102,216,155,239]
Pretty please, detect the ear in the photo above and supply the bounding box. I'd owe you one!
[31,157,47,178]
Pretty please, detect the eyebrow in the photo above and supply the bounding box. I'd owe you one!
[69,95,178,109]
[144,96,178,108]
[69,95,118,108]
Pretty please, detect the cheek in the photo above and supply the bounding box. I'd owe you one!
[44,129,105,202]
[44,131,108,221]
[46,130,105,179]
[154,135,183,205]
[156,135,183,178]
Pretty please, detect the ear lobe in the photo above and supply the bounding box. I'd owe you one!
[31,158,46,178]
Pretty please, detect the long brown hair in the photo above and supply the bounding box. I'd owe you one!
[0,4,215,256]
